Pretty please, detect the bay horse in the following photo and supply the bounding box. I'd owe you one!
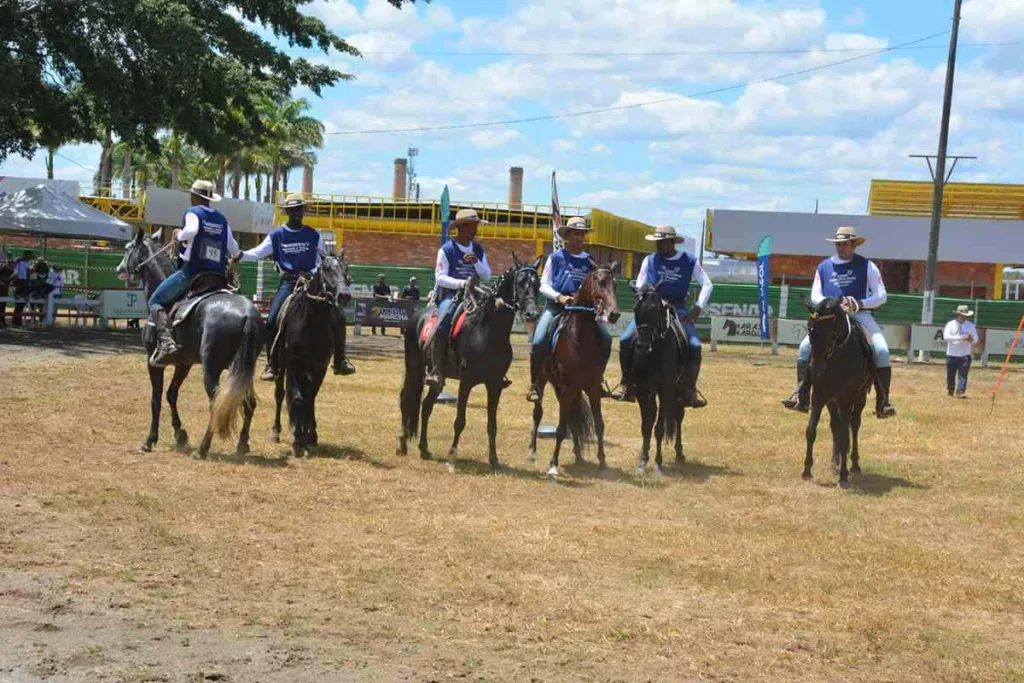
[398,255,541,473]
[630,284,689,475]
[527,263,621,478]
[270,252,352,457]
[116,229,264,458]
[801,296,874,488]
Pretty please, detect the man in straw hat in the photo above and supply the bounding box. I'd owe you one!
[148,180,239,367]
[943,304,978,398]
[782,225,897,418]
[425,208,493,390]
[611,225,713,407]
[235,193,355,381]
[526,216,611,403]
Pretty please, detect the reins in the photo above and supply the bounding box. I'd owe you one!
[133,239,177,275]
[810,307,853,362]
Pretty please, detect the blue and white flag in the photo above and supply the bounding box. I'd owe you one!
[551,171,564,251]
[756,234,772,340]
[439,185,451,245]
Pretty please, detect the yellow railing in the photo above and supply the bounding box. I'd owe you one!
[79,185,146,223]
[274,192,656,252]
[868,179,1024,220]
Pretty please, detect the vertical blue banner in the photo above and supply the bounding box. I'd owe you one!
[439,185,451,245]
[756,234,772,340]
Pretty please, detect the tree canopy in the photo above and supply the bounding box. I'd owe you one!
[1,0,412,162]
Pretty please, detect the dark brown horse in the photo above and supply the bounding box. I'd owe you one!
[528,263,621,478]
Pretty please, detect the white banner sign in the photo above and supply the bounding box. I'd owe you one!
[984,328,1024,358]
[102,289,148,319]
[710,316,764,343]
[777,318,808,346]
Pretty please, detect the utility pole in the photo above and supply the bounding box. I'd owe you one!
[920,0,963,327]
[407,147,420,200]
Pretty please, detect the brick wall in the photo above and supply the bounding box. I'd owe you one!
[340,232,541,274]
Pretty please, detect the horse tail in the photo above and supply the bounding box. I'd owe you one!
[399,314,425,438]
[211,311,261,440]
[566,393,596,448]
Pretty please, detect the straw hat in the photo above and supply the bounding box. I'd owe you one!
[645,225,684,243]
[954,304,974,317]
[282,193,308,209]
[826,226,865,246]
[189,179,222,202]
[557,215,592,238]
[451,208,489,231]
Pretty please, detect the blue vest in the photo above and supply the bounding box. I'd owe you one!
[644,252,696,306]
[818,255,869,300]
[270,225,320,274]
[437,240,486,299]
[547,250,594,297]
[184,206,230,274]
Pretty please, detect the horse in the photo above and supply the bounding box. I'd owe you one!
[116,229,264,458]
[630,284,689,475]
[801,296,875,488]
[527,263,621,478]
[398,254,541,473]
[269,252,352,457]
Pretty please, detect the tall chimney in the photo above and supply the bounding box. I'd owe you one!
[302,163,314,195]
[508,166,524,208]
[393,158,408,200]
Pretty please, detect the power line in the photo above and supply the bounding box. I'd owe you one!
[53,150,95,174]
[327,29,952,136]
[285,39,1019,58]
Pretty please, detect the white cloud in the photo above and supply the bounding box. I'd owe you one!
[963,0,1024,41]
[469,129,521,150]
[843,8,868,28]
[552,139,576,152]
[591,144,612,156]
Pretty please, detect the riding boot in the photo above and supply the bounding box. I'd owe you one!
[782,361,810,412]
[331,307,356,376]
[526,351,542,403]
[681,347,707,408]
[425,335,447,391]
[610,340,637,403]
[148,309,180,368]
[875,366,897,419]
[260,337,275,381]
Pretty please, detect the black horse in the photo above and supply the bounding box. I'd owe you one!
[398,255,541,473]
[801,296,874,488]
[116,229,264,458]
[630,284,688,475]
[270,252,352,457]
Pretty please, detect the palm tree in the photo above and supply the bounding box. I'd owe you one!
[30,124,71,180]
[257,96,324,204]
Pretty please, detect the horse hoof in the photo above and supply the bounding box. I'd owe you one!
[574,457,586,467]
[851,464,861,475]
[652,466,664,478]
[675,455,686,465]
[175,430,189,449]
[292,446,304,458]
[196,449,209,460]
[598,460,607,471]
[838,479,850,490]
[420,451,432,461]
[525,449,536,463]
[270,432,280,444]
[635,464,647,476]
[138,441,153,453]
[234,445,250,457]
[801,472,813,481]
[446,463,456,474]
[547,466,559,479]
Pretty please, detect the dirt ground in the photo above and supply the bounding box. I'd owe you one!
[1,326,1023,682]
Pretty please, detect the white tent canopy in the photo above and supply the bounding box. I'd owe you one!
[0,183,131,241]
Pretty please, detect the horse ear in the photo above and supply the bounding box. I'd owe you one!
[609,261,622,276]
[532,256,543,270]
[133,228,144,244]
[512,252,521,267]
[149,227,163,242]
[803,295,815,312]
[338,247,346,261]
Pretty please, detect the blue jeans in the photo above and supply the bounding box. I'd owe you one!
[268,278,296,332]
[531,301,611,354]
[148,269,191,313]
[946,355,971,394]
[621,308,701,355]
[436,296,457,337]
[798,310,891,368]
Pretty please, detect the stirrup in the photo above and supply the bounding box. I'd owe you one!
[526,385,540,403]
[782,391,808,413]
[425,372,444,390]
[610,382,636,403]
[686,389,708,409]
[501,376,512,389]
[149,344,179,369]
[876,403,897,419]
[260,363,275,381]
[334,359,356,376]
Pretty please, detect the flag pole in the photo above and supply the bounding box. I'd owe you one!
[538,171,562,438]
[436,184,457,405]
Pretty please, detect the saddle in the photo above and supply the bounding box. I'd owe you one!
[419,302,470,347]
[169,272,233,328]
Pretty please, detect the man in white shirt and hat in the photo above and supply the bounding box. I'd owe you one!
[943,304,978,398]
[782,225,896,418]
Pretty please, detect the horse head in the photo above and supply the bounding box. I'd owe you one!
[804,295,851,378]
[632,283,670,355]
[578,261,621,324]
[511,253,542,323]
[320,247,352,307]
[117,228,170,282]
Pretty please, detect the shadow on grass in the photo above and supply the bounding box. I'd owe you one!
[201,449,290,468]
[0,326,142,358]
[310,443,394,470]
[622,458,736,487]
[813,470,929,496]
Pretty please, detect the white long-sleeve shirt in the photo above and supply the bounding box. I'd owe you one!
[179,211,240,262]
[47,271,64,296]
[539,251,590,301]
[810,256,887,309]
[434,241,492,290]
[239,227,324,272]
[944,319,978,357]
[635,253,714,309]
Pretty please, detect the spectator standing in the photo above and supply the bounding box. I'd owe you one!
[12,250,34,326]
[372,273,391,336]
[401,276,420,301]
[48,264,65,298]
[943,304,978,399]
[0,256,12,327]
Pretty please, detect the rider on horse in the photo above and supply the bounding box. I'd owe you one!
[526,216,610,403]
[148,180,239,368]
[782,226,897,419]
[235,193,356,381]
[424,208,492,391]
[612,225,712,407]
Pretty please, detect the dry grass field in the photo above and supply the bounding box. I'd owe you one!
[2,327,1024,682]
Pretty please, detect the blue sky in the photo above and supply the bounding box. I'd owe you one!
[3,0,1023,242]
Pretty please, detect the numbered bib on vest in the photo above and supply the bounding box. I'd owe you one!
[204,245,222,263]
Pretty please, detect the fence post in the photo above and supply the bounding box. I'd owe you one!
[44,291,55,327]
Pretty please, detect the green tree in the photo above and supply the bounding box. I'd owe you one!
[1,0,414,162]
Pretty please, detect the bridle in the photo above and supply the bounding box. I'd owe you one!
[298,256,347,304]
[130,238,176,276]
[809,307,853,362]
[634,291,671,345]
